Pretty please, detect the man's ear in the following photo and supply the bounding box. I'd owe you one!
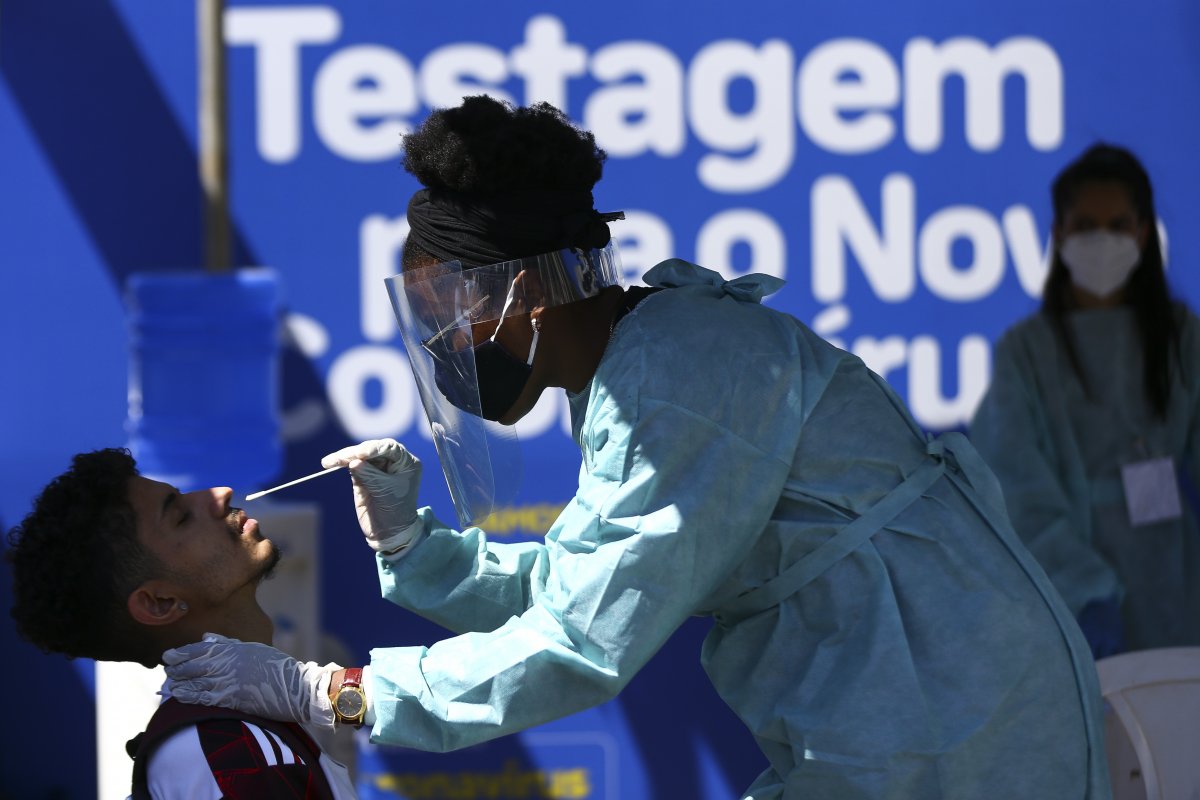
[128,581,188,627]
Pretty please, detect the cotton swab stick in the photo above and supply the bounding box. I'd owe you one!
[245,465,345,501]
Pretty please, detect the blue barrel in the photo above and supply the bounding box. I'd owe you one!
[126,268,282,493]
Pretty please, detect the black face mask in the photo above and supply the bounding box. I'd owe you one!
[470,339,533,421]
[430,334,535,423]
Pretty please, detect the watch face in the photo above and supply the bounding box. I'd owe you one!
[336,689,365,718]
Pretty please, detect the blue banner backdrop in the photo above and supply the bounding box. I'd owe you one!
[3,1,1200,797]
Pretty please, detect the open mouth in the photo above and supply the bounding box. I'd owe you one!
[229,508,260,540]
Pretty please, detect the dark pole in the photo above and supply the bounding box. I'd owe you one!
[198,0,231,272]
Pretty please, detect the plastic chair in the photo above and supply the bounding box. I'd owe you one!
[1096,647,1200,800]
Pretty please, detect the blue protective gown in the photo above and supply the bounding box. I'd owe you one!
[970,306,1200,650]
[367,260,1110,799]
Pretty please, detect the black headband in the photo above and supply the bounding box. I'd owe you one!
[406,188,624,267]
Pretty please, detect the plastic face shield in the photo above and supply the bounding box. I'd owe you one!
[387,243,624,527]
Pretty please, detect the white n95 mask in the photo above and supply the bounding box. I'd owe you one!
[1059,230,1141,298]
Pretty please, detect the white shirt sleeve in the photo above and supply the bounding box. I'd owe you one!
[145,726,223,800]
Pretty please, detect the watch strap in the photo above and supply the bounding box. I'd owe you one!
[341,667,363,689]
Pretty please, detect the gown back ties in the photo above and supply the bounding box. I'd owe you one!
[713,433,957,629]
[714,432,1051,629]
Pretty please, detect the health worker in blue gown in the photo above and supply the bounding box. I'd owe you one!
[165,97,1111,800]
[971,144,1200,660]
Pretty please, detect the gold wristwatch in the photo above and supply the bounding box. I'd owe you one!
[331,668,367,728]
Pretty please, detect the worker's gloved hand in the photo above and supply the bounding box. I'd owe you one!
[322,438,424,554]
[1076,596,1126,660]
[163,633,337,729]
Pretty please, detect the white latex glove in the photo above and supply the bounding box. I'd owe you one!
[322,438,423,553]
[163,633,337,729]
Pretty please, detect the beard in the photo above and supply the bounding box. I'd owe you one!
[225,506,280,580]
[257,541,283,581]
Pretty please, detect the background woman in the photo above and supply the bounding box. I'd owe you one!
[971,143,1200,658]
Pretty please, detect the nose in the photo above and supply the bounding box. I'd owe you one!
[208,487,234,516]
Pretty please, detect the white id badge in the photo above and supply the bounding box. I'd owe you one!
[1121,457,1183,527]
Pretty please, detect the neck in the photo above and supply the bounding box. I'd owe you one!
[160,601,274,659]
[1071,284,1127,310]
[548,286,627,394]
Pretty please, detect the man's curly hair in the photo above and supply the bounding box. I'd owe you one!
[6,449,163,664]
